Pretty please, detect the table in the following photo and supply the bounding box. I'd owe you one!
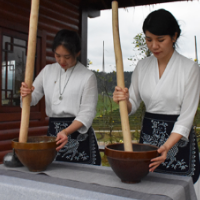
[0,162,197,200]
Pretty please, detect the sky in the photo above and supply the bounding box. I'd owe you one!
[87,1,200,72]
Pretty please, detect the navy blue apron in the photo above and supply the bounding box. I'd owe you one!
[140,112,200,183]
[47,117,101,166]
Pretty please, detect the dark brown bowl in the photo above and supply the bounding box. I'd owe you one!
[105,143,159,183]
[12,136,57,172]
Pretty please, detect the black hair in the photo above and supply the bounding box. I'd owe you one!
[142,9,181,41]
[52,29,81,57]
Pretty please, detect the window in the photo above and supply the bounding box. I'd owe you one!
[2,35,27,106]
[0,27,42,121]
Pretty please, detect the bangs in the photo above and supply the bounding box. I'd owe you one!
[143,9,180,37]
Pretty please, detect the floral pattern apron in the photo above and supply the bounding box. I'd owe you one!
[140,112,200,183]
[47,117,101,165]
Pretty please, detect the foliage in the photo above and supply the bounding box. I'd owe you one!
[128,32,152,66]
[193,102,200,148]
[94,71,145,144]
[93,101,145,143]
[127,32,150,132]
[95,71,115,143]
[92,33,150,144]
[93,71,132,94]
[95,94,118,117]
[87,59,92,68]
[100,152,110,167]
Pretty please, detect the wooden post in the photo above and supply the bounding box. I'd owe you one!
[19,0,40,143]
[112,1,133,151]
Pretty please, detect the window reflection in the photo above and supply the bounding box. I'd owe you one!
[1,35,27,106]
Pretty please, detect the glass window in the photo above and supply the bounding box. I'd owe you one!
[1,35,27,106]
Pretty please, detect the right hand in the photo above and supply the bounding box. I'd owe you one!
[56,130,68,151]
[113,86,129,104]
[20,82,34,97]
[149,145,168,172]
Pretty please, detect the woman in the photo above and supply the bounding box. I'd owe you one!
[20,29,101,165]
[113,9,200,184]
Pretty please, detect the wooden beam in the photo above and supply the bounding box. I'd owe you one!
[80,7,88,66]
[100,0,109,9]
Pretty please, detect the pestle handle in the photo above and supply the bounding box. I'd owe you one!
[112,1,133,151]
[19,0,40,143]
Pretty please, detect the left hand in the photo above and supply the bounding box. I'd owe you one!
[56,130,68,151]
[149,145,168,172]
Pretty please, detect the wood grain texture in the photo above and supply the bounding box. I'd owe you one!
[0,0,81,155]
[112,1,133,151]
[19,0,40,143]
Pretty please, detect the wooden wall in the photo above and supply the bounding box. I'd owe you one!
[1,0,81,63]
[0,0,82,163]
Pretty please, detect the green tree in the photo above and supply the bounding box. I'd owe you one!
[95,70,115,143]
[128,32,151,66]
[194,102,200,148]
[128,32,152,137]
[87,59,93,68]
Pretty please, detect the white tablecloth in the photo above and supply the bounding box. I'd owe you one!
[0,162,197,200]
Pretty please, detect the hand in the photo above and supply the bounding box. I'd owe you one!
[56,130,68,151]
[20,82,34,97]
[149,145,168,172]
[113,86,129,104]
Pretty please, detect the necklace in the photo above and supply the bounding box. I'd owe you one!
[59,64,76,100]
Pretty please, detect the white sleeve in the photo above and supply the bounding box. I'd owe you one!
[172,63,200,140]
[31,68,45,106]
[75,73,98,133]
[20,68,44,107]
[129,64,142,115]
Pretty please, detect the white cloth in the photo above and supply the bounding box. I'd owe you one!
[0,175,133,200]
[194,178,200,200]
[29,62,98,134]
[129,50,200,140]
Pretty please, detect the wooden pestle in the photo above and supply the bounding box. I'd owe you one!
[19,0,40,143]
[112,1,133,151]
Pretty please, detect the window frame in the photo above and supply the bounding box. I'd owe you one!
[0,22,46,122]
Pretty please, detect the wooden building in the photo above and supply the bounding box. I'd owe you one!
[0,0,188,163]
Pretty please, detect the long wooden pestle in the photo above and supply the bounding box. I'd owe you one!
[112,1,133,151]
[19,0,40,143]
